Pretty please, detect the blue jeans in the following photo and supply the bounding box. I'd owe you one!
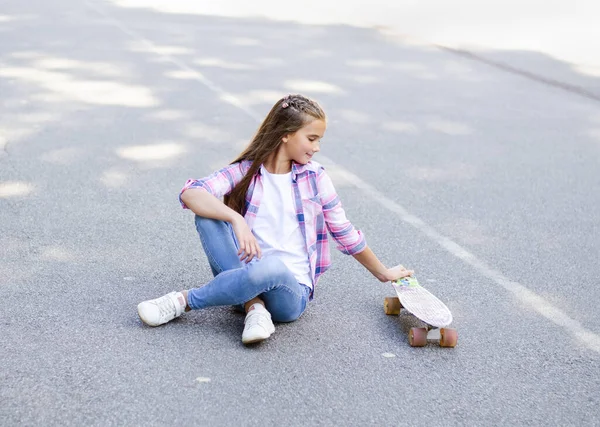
[186,215,310,322]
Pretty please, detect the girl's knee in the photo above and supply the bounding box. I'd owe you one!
[194,214,213,230]
[195,215,230,238]
[270,307,304,323]
[247,257,290,285]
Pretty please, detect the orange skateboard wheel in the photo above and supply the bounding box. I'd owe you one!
[409,327,428,347]
[439,328,458,348]
[384,297,402,315]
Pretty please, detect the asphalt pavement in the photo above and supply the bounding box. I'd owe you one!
[1,1,599,426]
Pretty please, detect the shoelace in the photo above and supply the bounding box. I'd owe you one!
[155,295,177,318]
[246,311,270,329]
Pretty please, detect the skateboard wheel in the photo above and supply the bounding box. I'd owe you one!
[439,328,458,348]
[409,327,428,347]
[383,297,401,315]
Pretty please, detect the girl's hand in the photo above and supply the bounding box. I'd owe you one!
[380,264,414,283]
[231,216,262,263]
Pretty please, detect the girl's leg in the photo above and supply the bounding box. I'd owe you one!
[194,215,242,276]
[186,256,309,322]
[194,215,247,313]
[137,219,309,342]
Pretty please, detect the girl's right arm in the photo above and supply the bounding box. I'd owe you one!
[179,162,262,262]
[180,189,240,223]
[180,190,261,262]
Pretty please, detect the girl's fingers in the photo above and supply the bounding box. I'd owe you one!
[237,240,247,256]
[251,242,260,261]
[238,243,248,261]
[246,245,254,262]
[240,241,253,262]
[250,242,262,262]
[237,237,261,262]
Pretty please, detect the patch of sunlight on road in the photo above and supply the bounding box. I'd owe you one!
[222,90,281,107]
[283,80,344,95]
[0,181,34,198]
[129,42,193,56]
[165,70,199,80]
[426,119,473,135]
[346,59,384,69]
[381,121,419,134]
[101,169,129,188]
[229,37,261,47]
[145,109,191,121]
[0,67,158,107]
[117,143,186,161]
[0,135,6,157]
[194,58,255,70]
[41,246,74,262]
[10,51,40,60]
[254,58,285,67]
[33,57,127,78]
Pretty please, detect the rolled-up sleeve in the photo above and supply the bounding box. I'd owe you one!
[179,162,246,209]
[317,167,366,255]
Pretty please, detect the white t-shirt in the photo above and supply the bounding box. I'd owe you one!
[252,166,312,288]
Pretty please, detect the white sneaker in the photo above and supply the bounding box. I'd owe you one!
[137,291,186,326]
[242,304,275,344]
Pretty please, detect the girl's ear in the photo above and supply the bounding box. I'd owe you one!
[282,135,289,143]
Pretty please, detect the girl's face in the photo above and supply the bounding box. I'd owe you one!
[281,119,326,164]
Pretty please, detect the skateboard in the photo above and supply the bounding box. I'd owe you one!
[384,276,458,347]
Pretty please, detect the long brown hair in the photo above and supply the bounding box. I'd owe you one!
[224,94,326,215]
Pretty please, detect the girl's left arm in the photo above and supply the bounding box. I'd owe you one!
[352,248,413,283]
[317,166,413,283]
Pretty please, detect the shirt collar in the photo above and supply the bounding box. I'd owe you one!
[256,161,308,179]
[291,161,308,178]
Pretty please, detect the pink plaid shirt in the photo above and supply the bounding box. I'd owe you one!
[180,160,366,295]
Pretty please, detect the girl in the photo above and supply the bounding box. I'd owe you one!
[137,94,413,344]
